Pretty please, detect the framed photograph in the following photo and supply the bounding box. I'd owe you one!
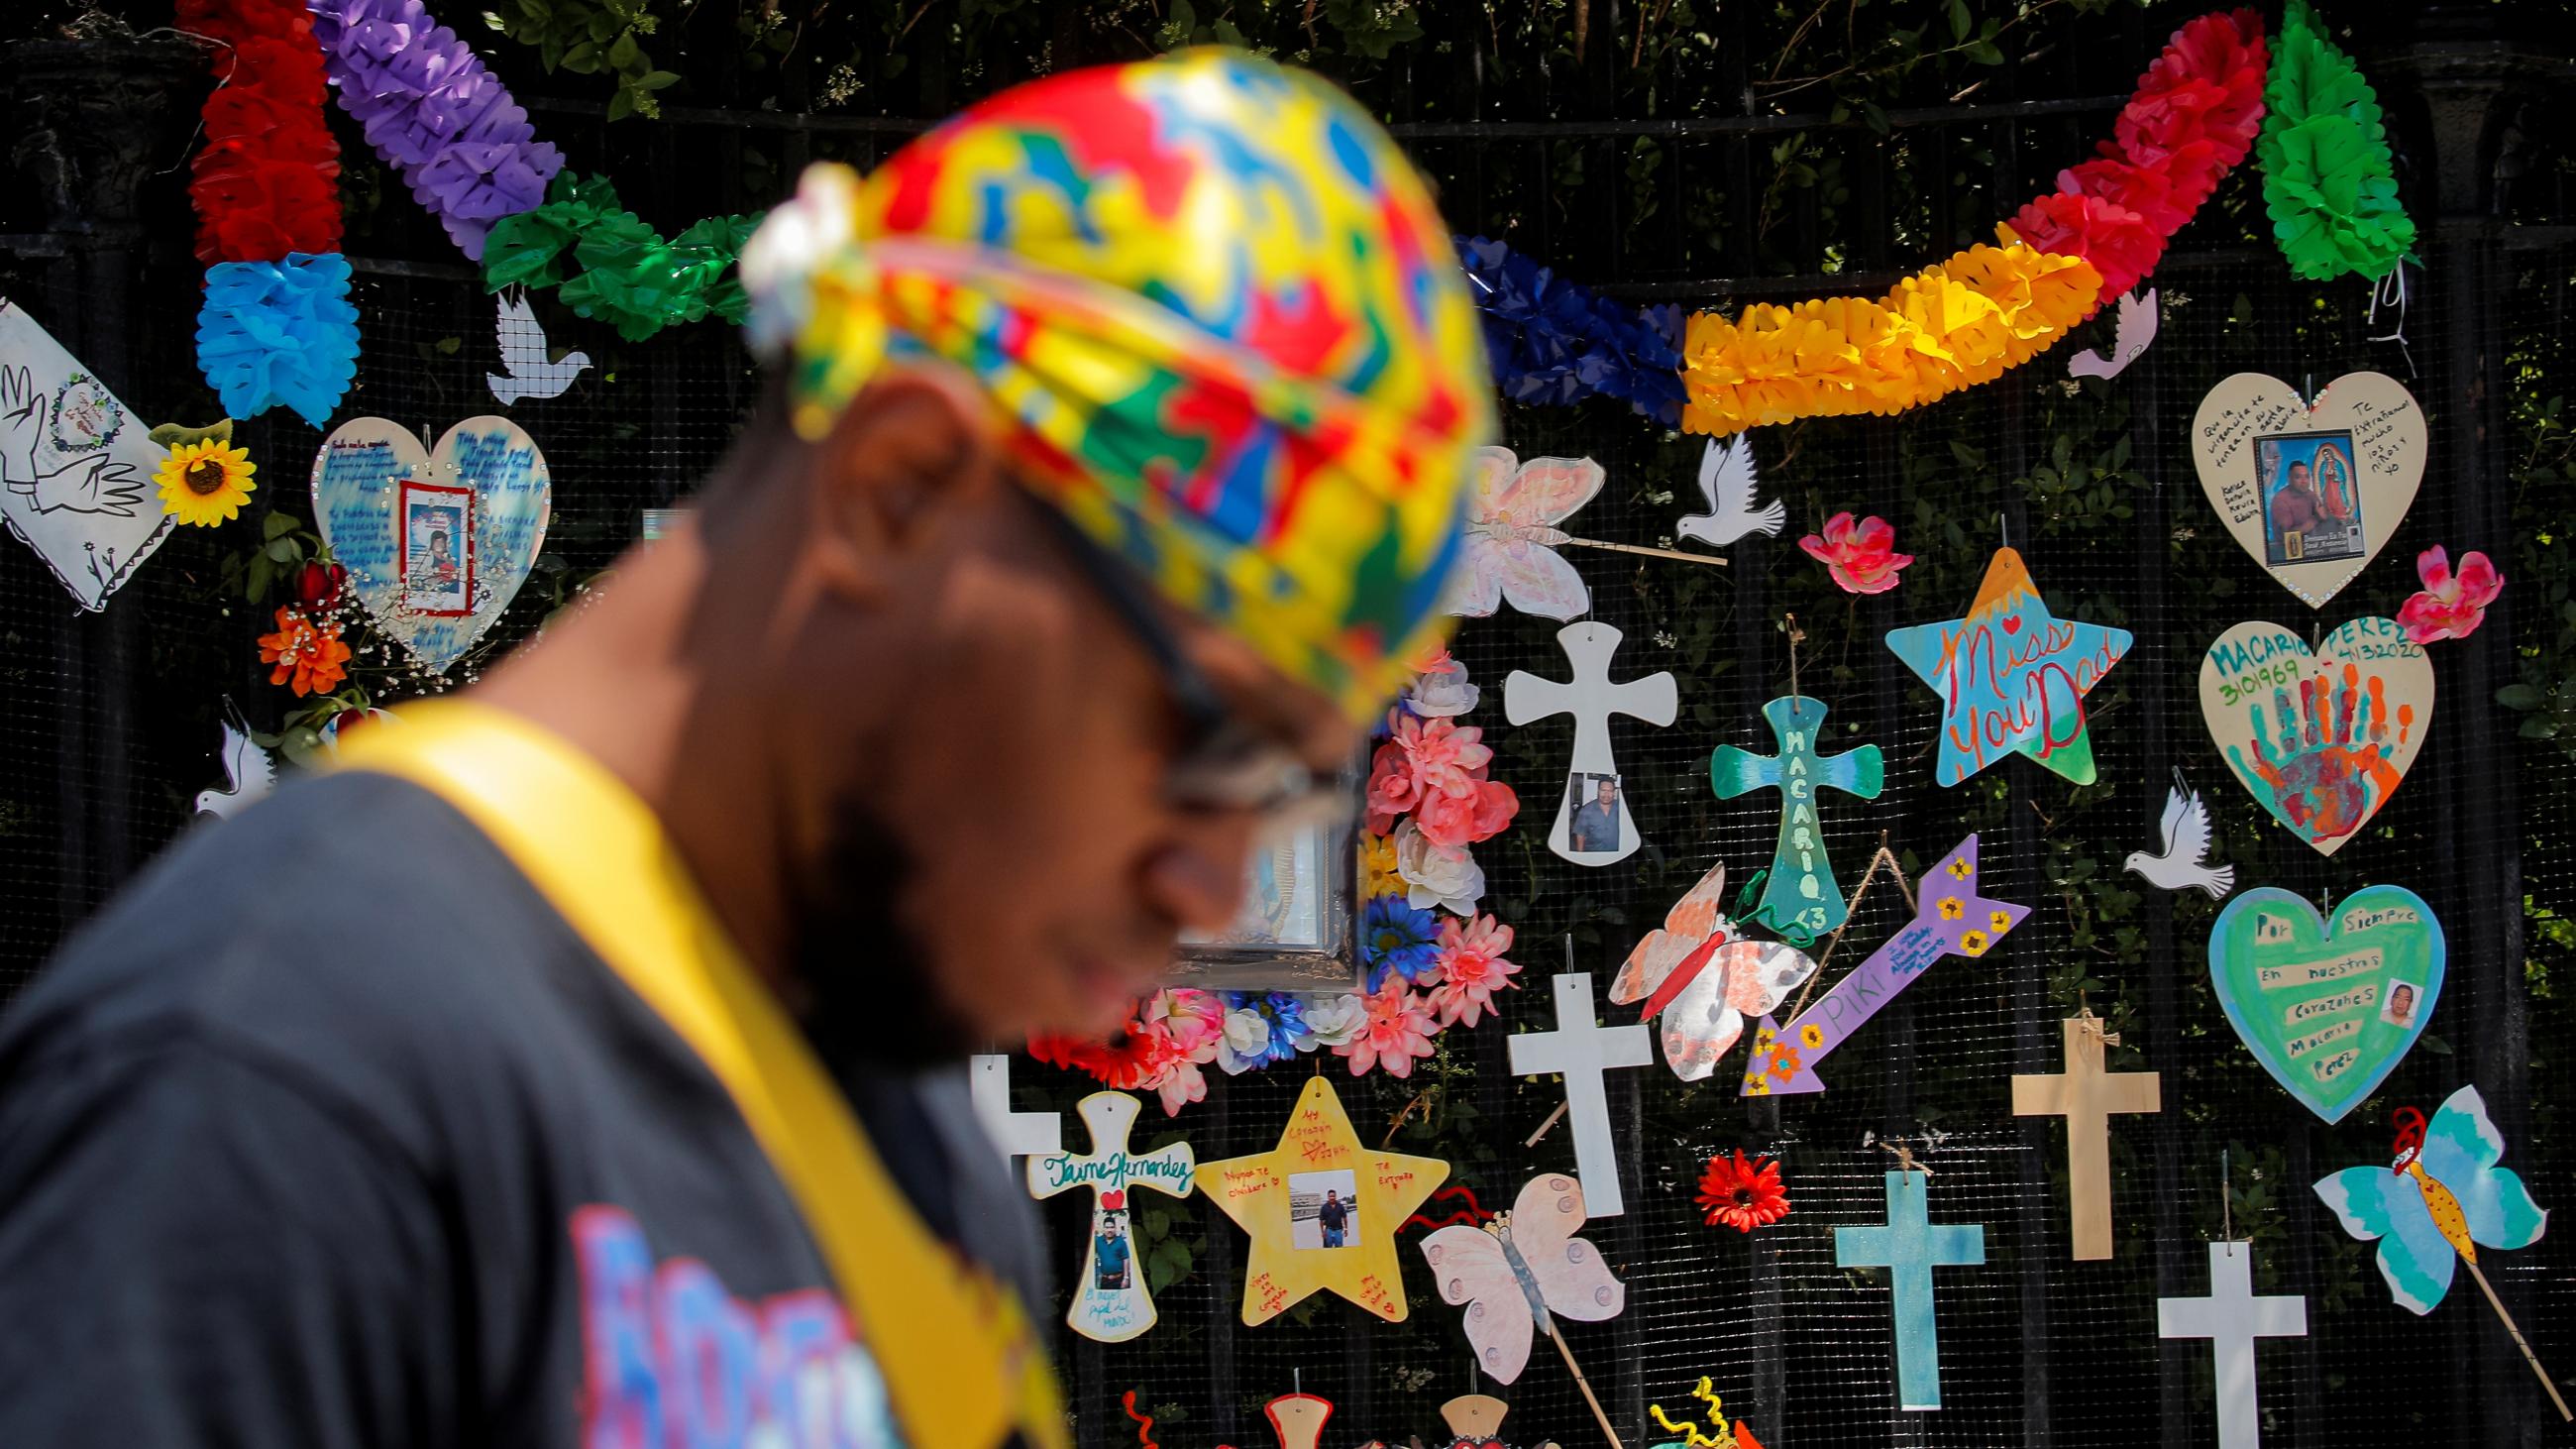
[398,479,475,618]
[1167,758,1365,991]
[2256,428,2364,567]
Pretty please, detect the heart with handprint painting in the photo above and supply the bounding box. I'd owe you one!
[2199,616,2432,856]
[2189,371,2426,610]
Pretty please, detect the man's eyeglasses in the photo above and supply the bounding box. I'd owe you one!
[1020,491,1348,826]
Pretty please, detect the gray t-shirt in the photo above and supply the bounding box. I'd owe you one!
[0,771,1046,1448]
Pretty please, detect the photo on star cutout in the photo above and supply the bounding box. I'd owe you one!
[2256,428,2363,567]
[1566,771,1624,855]
[1287,1170,1359,1250]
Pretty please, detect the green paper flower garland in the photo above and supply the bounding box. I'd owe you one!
[482,173,762,343]
[2257,0,2416,283]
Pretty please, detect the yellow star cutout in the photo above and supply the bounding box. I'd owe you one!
[1194,1074,1449,1325]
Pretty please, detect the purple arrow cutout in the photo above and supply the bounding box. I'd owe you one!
[1739,834,2029,1097]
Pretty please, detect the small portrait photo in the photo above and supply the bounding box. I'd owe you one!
[399,483,473,616]
[1566,771,1624,855]
[1288,1170,1359,1251]
[1091,1194,1134,1291]
[2257,429,2364,567]
[2379,980,2421,1029]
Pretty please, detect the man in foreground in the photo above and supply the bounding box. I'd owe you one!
[0,50,1489,1448]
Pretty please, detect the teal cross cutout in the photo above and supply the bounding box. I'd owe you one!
[1712,696,1883,937]
[1836,1170,1985,1411]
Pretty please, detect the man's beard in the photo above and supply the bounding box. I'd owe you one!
[783,795,980,1071]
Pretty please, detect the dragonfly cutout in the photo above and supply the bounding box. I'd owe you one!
[1609,862,1818,1081]
[2314,1087,2568,1420]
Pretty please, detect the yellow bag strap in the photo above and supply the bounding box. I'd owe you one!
[337,701,1066,1449]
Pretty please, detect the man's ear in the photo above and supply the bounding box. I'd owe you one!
[808,363,1006,598]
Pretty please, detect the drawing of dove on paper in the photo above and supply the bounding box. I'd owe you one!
[486,291,592,406]
[1674,437,1783,550]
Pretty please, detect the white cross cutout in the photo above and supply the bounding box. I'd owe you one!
[2159,1241,2307,1449]
[1505,621,1677,866]
[969,1054,1062,1160]
[1026,1091,1196,1342]
[1507,971,1653,1216]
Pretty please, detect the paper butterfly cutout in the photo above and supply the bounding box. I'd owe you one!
[1421,1172,1625,1385]
[2314,1085,2547,1316]
[1443,447,1602,620]
[1609,863,1819,1080]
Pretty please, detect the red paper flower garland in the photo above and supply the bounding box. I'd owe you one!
[2002,8,2269,301]
[180,0,343,264]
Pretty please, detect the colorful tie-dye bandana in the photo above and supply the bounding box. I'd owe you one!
[740,50,1492,722]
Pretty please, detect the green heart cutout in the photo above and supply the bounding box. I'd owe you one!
[2206,884,2445,1123]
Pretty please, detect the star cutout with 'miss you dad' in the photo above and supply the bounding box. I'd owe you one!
[1885,547,2133,787]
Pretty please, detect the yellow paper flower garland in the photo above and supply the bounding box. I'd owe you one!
[1679,242,2102,437]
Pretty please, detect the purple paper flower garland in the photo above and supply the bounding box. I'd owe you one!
[307,0,564,262]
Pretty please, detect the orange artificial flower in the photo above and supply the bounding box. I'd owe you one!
[1696,1151,1791,1233]
[258,606,352,697]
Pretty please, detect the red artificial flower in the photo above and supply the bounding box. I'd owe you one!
[2397,546,2504,644]
[296,559,347,609]
[183,9,343,264]
[1797,511,1913,595]
[1696,1151,1791,1233]
[2006,190,2163,300]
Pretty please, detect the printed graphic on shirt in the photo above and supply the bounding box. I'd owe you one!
[575,1205,908,1449]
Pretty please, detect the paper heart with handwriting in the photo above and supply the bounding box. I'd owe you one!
[2191,371,2425,608]
[2200,616,2431,856]
[310,415,551,675]
[2207,884,2445,1123]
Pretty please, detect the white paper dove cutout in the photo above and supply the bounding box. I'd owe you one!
[486,291,592,406]
[1443,447,1602,620]
[1674,436,1782,549]
[2068,287,2159,382]
[193,722,275,820]
[2124,778,2234,899]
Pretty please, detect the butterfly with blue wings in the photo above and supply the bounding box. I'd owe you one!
[2313,1085,2570,1420]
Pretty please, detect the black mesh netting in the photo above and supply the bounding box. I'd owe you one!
[3,20,2574,1449]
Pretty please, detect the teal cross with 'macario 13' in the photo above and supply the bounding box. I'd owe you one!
[1712,696,1882,937]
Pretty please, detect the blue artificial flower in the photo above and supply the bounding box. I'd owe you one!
[1456,235,1687,425]
[1221,991,1311,1070]
[196,253,362,429]
[1360,896,1443,991]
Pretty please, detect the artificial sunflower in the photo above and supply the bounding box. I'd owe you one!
[258,606,352,697]
[1696,1151,1791,1232]
[154,438,257,526]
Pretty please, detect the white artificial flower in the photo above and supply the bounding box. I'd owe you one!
[1217,1006,1273,1074]
[739,164,861,356]
[1299,993,1367,1049]
[1396,818,1485,916]
[1403,652,1481,717]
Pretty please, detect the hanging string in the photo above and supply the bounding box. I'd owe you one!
[1778,836,1913,1023]
[2368,262,2416,378]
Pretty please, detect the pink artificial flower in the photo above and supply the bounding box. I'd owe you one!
[1364,737,1423,836]
[1334,978,1439,1078]
[1414,776,1520,849]
[1139,988,1227,1060]
[1798,512,1914,595]
[1152,1059,1208,1117]
[1388,712,1493,799]
[1427,915,1521,1027]
[2397,546,2504,644]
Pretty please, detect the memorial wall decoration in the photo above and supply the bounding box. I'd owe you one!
[2200,616,2430,855]
[2206,885,2446,1124]
[2190,371,2426,609]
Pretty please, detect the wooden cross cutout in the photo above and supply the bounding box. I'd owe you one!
[1712,695,1884,936]
[1834,1170,1985,1411]
[2012,1015,2161,1259]
[970,1053,1062,1159]
[1025,1091,1195,1342]
[1505,621,1677,865]
[1507,972,1653,1216]
[2158,1242,2307,1449]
